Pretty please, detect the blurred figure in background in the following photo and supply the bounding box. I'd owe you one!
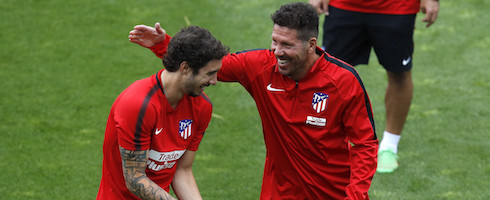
[310,0,439,173]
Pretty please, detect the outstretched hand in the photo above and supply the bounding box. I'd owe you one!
[128,22,166,48]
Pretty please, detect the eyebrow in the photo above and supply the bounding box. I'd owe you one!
[207,70,219,75]
[272,37,294,46]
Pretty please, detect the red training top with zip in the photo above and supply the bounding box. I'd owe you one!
[150,37,378,200]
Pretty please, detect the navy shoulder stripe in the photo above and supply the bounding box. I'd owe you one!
[200,93,213,106]
[235,48,267,55]
[134,83,160,150]
[324,55,377,140]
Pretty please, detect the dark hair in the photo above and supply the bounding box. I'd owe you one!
[163,25,229,74]
[270,2,319,41]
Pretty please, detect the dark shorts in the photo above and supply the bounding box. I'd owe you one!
[323,6,416,72]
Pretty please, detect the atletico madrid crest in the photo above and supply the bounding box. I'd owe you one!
[312,92,329,113]
[179,119,193,139]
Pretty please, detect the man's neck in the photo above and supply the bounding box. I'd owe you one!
[291,52,321,82]
[160,71,184,109]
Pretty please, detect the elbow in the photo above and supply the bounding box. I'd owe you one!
[122,172,143,193]
[123,173,134,191]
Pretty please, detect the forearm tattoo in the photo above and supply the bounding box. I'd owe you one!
[119,147,176,200]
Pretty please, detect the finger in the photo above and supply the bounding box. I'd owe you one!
[422,16,434,27]
[316,8,323,14]
[129,30,143,36]
[128,35,141,40]
[134,25,151,32]
[422,16,430,27]
[427,16,436,27]
[129,37,140,43]
[430,10,438,23]
[155,22,165,35]
[422,14,429,22]
[321,3,328,14]
[133,25,145,30]
[425,21,433,28]
[424,10,438,27]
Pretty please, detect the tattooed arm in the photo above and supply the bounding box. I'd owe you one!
[119,146,177,200]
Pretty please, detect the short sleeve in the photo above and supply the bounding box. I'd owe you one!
[113,87,157,151]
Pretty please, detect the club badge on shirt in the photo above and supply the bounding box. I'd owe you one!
[179,119,193,139]
[312,92,329,113]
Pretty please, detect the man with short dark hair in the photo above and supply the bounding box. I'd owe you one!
[97,25,228,200]
[130,2,378,199]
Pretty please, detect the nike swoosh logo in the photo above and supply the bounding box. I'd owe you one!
[155,128,163,135]
[267,83,285,92]
[402,57,411,66]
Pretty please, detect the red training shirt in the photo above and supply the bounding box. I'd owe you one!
[97,69,212,200]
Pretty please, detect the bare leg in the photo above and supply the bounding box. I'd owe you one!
[377,70,413,173]
[385,70,413,136]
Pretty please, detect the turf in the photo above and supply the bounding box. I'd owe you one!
[1,0,488,199]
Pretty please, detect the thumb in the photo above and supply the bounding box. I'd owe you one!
[155,22,165,35]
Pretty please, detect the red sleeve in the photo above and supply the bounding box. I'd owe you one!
[113,85,156,151]
[149,36,271,91]
[341,74,378,200]
[218,52,251,84]
[219,49,274,92]
[149,34,172,58]
[148,33,255,82]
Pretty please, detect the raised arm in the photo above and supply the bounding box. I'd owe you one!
[129,22,171,58]
[119,146,177,200]
[129,22,167,48]
[171,150,203,200]
[128,22,253,84]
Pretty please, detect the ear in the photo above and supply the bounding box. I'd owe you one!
[308,37,317,53]
[179,61,191,75]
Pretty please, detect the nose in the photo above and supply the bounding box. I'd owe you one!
[209,73,218,85]
[273,45,283,56]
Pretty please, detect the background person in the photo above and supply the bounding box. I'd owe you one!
[309,0,440,173]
